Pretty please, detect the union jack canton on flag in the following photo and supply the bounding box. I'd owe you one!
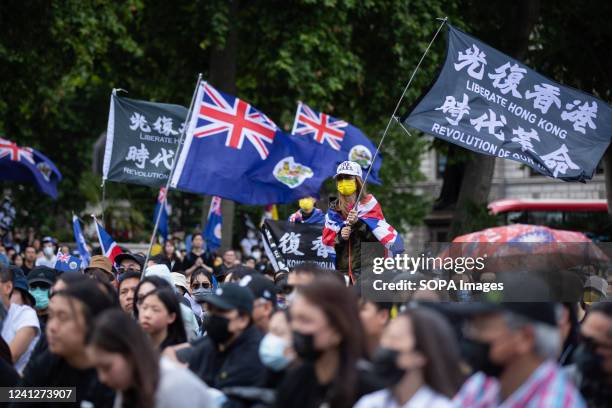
[171,82,341,205]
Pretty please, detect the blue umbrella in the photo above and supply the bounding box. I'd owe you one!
[0,138,62,199]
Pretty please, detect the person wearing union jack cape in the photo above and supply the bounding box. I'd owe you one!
[322,161,404,284]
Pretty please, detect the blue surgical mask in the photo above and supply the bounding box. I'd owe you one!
[259,333,292,371]
[30,287,50,310]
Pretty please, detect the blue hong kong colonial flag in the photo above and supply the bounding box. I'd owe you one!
[153,187,169,241]
[292,102,383,184]
[0,138,62,198]
[54,250,82,273]
[72,215,91,268]
[404,25,612,181]
[204,196,222,253]
[170,82,340,205]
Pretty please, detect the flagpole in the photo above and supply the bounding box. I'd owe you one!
[356,16,448,204]
[143,73,203,272]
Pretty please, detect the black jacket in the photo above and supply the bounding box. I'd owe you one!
[181,325,266,390]
[14,350,115,407]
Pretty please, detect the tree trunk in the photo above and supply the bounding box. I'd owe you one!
[434,143,465,211]
[448,0,540,239]
[202,0,239,251]
[603,145,612,216]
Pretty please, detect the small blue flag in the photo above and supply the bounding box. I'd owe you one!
[204,196,222,253]
[153,187,169,241]
[72,215,91,268]
[54,250,82,273]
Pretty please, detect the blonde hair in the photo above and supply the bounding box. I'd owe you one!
[337,176,367,218]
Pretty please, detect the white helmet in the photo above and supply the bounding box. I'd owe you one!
[335,161,362,179]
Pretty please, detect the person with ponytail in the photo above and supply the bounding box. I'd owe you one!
[322,161,404,284]
[88,309,217,408]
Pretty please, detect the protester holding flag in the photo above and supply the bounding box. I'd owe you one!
[322,161,404,284]
[287,197,325,225]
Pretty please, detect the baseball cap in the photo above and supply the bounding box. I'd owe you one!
[27,266,57,286]
[335,161,362,179]
[85,255,113,275]
[584,275,608,297]
[41,236,56,245]
[203,283,255,314]
[115,253,145,269]
[240,274,277,304]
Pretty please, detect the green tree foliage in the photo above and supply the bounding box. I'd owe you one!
[0,0,463,240]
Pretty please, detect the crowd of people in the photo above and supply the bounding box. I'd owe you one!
[0,161,610,407]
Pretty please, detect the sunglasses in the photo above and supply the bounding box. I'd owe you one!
[191,282,211,290]
[117,266,141,274]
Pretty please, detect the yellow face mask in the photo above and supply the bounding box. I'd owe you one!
[582,289,602,306]
[337,179,357,196]
[299,198,315,212]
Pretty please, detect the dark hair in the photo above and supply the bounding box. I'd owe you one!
[149,254,171,270]
[0,265,14,284]
[291,262,326,276]
[190,268,213,286]
[133,276,172,319]
[139,287,186,349]
[400,307,466,398]
[118,271,142,289]
[590,301,612,318]
[89,309,159,408]
[56,272,88,286]
[226,265,255,282]
[53,280,117,340]
[297,276,366,408]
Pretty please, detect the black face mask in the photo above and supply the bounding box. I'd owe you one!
[206,314,233,345]
[372,347,406,387]
[292,331,322,362]
[573,339,604,377]
[460,337,505,378]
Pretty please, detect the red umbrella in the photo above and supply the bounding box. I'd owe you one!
[442,224,608,273]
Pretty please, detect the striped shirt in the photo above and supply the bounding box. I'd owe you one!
[453,361,586,408]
